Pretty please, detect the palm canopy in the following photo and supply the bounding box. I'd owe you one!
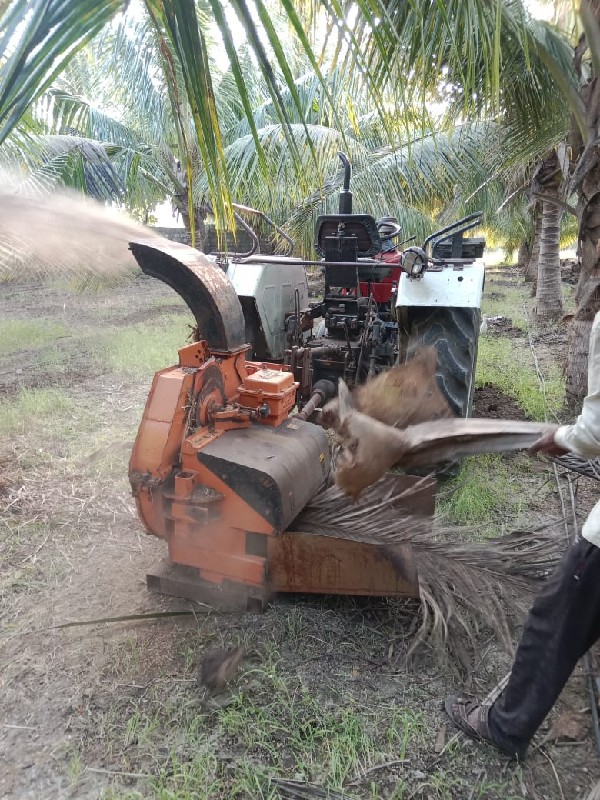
[0,1,581,205]
[16,48,545,258]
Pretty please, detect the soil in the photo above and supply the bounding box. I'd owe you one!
[2,270,600,800]
[0,279,190,395]
[473,384,527,419]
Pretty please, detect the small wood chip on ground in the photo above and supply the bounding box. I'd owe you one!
[198,645,245,689]
[434,724,446,753]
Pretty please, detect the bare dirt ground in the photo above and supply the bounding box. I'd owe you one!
[1,270,600,800]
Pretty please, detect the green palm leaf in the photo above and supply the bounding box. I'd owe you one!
[0,0,125,143]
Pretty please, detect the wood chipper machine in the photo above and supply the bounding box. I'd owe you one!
[128,154,486,609]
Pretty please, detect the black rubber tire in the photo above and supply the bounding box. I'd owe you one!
[405,306,481,418]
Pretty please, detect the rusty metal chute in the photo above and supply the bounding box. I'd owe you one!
[129,239,246,352]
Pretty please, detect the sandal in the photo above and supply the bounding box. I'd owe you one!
[444,695,525,759]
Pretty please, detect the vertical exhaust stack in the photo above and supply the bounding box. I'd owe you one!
[338,152,352,214]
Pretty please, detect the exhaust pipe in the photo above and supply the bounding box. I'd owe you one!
[338,152,352,214]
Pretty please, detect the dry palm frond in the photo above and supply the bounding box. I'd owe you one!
[296,476,565,672]
[267,777,357,799]
[553,452,600,481]
[322,345,452,429]
[330,379,553,497]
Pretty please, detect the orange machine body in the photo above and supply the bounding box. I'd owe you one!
[129,340,425,608]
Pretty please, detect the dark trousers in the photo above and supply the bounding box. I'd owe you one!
[488,537,600,754]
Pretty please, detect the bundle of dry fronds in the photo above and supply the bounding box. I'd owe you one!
[0,189,166,285]
[296,476,565,673]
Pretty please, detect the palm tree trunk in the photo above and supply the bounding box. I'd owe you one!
[565,2,600,400]
[567,315,594,399]
[566,165,600,398]
[517,240,530,270]
[534,198,563,320]
[524,207,541,283]
[172,192,206,249]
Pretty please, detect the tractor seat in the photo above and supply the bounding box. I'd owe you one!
[314,214,381,259]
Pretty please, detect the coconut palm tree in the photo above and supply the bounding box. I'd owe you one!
[531,152,565,319]
[7,15,499,255]
[562,1,600,397]
[1,0,596,393]
[0,0,570,222]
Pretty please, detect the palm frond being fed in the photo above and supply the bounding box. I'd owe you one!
[322,346,452,430]
[297,476,565,673]
[329,377,552,499]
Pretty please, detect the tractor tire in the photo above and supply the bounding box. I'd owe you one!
[405,306,481,419]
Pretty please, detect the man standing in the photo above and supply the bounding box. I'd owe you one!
[445,311,600,759]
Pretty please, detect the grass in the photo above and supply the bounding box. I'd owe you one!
[481,282,528,330]
[436,453,554,540]
[0,318,68,354]
[95,314,192,376]
[0,383,133,452]
[0,386,76,436]
[436,453,535,531]
[90,625,528,800]
[98,637,431,800]
[65,270,138,293]
[442,277,564,529]
[219,685,392,785]
[476,335,565,421]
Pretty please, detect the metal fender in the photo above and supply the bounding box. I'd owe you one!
[396,260,485,310]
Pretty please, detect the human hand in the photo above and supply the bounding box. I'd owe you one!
[529,428,568,457]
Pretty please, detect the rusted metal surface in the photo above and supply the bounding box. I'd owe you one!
[146,560,269,610]
[268,535,419,597]
[129,239,245,351]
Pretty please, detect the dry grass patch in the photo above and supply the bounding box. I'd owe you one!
[95,315,192,376]
[0,386,76,437]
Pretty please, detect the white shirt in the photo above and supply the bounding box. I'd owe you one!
[554,312,600,545]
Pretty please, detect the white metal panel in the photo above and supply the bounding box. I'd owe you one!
[396,260,485,309]
[226,261,309,359]
[226,262,263,295]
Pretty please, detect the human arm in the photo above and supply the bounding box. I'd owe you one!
[529,426,568,457]
[531,313,600,458]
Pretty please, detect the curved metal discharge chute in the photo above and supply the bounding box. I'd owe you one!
[129,239,246,352]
